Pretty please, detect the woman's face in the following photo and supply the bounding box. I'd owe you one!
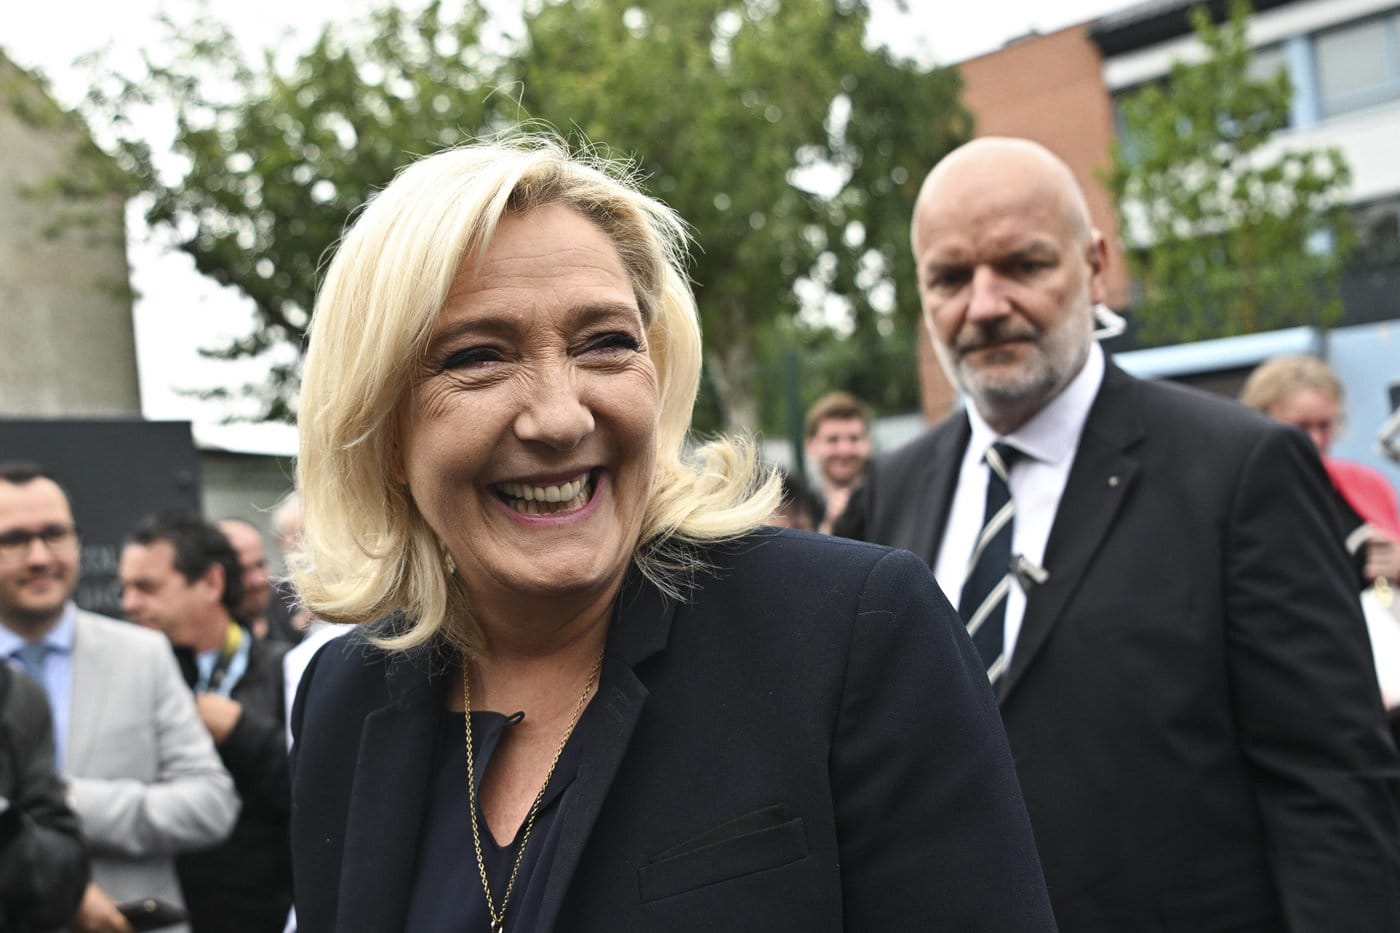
[397,203,659,619]
[1269,387,1340,454]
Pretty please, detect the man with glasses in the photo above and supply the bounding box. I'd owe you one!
[0,462,237,933]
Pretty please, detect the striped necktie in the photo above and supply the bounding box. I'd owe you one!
[958,442,1019,684]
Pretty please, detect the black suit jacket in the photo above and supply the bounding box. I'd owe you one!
[290,530,1057,932]
[847,362,1400,931]
[0,664,88,933]
[179,634,292,933]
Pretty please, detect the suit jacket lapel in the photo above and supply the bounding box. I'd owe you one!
[67,612,115,774]
[335,645,444,929]
[535,566,673,931]
[1001,364,1143,702]
[909,416,970,566]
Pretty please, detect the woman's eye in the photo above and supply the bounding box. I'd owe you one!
[584,332,642,354]
[440,346,504,371]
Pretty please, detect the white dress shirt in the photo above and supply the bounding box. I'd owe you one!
[934,342,1105,668]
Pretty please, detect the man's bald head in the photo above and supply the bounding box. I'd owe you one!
[914,137,1094,255]
[218,518,272,621]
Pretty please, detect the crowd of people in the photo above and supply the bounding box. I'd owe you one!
[0,468,317,933]
[2,132,1400,933]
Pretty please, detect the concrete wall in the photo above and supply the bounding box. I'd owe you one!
[199,451,297,573]
[0,54,140,417]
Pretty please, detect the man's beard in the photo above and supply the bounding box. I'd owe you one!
[936,312,1091,429]
[0,576,72,633]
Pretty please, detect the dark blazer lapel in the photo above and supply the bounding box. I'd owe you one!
[908,415,971,566]
[535,566,674,931]
[336,646,446,929]
[1001,364,1143,702]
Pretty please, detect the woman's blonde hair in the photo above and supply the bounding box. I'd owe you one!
[1239,355,1344,415]
[293,135,779,653]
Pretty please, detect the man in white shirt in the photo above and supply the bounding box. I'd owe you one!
[842,137,1400,932]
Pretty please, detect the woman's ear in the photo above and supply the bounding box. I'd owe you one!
[389,438,408,486]
[388,408,409,485]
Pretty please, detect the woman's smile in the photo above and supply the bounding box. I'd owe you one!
[492,469,599,518]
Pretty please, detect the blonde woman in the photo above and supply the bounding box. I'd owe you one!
[288,137,1054,932]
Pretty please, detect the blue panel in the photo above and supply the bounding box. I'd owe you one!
[1286,34,1320,129]
[1325,322,1400,484]
[1115,326,1322,379]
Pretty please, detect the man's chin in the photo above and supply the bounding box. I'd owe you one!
[8,601,68,632]
[961,361,1058,416]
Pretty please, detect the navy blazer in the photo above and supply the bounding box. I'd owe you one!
[847,362,1400,932]
[290,529,1057,931]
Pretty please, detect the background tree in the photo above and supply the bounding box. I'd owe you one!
[70,0,967,431]
[1107,0,1352,345]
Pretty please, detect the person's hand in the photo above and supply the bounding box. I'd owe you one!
[1365,531,1400,584]
[819,487,854,535]
[196,693,244,745]
[72,883,134,933]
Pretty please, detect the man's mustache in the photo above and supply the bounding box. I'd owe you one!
[955,321,1040,354]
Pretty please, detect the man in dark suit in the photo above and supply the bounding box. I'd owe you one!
[843,137,1400,931]
[120,511,292,933]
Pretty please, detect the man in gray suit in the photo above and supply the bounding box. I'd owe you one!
[0,462,238,933]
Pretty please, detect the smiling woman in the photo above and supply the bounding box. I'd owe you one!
[288,135,1056,933]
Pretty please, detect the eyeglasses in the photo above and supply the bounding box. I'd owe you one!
[0,525,80,563]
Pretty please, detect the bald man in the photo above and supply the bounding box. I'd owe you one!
[843,138,1400,931]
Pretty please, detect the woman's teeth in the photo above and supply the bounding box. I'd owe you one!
[498,475,592,515]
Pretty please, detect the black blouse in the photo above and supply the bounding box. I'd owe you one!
[404,701,598,933]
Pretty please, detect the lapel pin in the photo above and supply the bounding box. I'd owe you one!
[1108,476,1120,487]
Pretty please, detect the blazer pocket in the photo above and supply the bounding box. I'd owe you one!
[638,809,809,903]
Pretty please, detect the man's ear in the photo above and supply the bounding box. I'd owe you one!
[1086,230,1110,304]
[199,562,227,605]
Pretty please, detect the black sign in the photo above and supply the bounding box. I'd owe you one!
[0,419,202,619]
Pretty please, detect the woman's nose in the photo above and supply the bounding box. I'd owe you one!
[513,368,595,450]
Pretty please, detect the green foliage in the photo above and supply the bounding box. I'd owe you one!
[1107,0,1352,344]
[55,0,966,430]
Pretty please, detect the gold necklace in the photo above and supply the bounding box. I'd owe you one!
[462,648,604,933]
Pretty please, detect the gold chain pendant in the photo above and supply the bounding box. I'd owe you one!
[464,648,605,933]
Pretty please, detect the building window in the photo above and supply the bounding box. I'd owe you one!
[1248,43,1287,83]
[1314,11,1400,118]
[1351,195,1400,266]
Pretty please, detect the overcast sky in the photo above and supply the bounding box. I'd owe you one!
[3,0,1129,452]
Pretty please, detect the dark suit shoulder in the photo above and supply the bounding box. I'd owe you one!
[1130,370,1290,440]
[245,634,291,686]
[693,528,936,607]
[702,525,904,572]
[869,413,964,482]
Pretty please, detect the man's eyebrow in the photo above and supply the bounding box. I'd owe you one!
[1003,241,1058,260]
[921,257,968,276]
